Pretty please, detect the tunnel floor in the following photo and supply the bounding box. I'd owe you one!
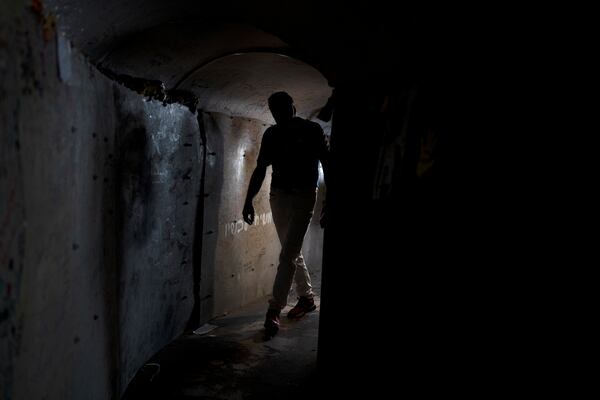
[122,283,321,399]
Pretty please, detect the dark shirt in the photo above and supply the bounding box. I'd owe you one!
[257,117,328,191]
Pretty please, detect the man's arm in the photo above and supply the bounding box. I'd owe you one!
[315,123,330,187]
[243,128,272,225]
[243,165,267,225]
[317,125,330,228]
[320,156,330,192]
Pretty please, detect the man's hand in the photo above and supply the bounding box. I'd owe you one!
[243,201,255,225]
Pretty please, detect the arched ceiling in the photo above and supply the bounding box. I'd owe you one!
[45,0,336,123]
[45,0,446,93]
[44,0,402,86]
[45,0,425,123]
[179,52,332,123]
[44,0,337,65]
[97,23,290,89]
[46,0,205,61]
[93,21,331,122]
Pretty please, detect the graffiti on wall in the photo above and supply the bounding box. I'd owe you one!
[223,212,273,237]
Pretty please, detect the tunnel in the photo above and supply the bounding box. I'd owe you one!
[0,1,552,399]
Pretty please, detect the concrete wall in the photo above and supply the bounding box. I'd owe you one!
[1,2,28,399]
[1,6,201,399]
[1,4,326,399]
[114,88,200,390]
[6,12,120,400]
[200,112,278,319]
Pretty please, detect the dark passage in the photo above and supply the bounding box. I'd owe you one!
[0,1,568,400]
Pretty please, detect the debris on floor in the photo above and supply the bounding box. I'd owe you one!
[193,323,218,335]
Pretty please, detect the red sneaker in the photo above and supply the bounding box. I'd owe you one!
[287,296,317,319]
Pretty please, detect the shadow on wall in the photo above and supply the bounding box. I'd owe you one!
[114,104,154,392]
[117,124,154,245]
[187,110,210,330]
[195,111,224,324]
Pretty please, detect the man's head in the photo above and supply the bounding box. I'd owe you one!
[268,91,295,124]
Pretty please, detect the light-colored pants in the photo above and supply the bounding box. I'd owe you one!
[268,187,317,310]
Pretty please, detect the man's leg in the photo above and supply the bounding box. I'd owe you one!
[269,189,294,310]
[294,253,314,299]
[269,190,316,310]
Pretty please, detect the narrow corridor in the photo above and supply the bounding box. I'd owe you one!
[1,2,552,399]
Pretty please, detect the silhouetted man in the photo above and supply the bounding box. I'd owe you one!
[243,91,329,338]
